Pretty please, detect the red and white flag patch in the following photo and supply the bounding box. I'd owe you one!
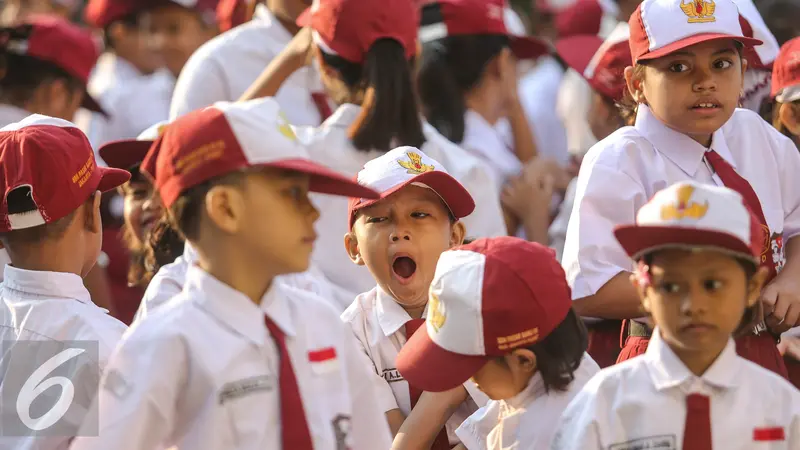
[753,427,785,441]
[309,347,339,374]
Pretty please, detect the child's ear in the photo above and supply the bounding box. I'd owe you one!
[630,272,652,312]
[507,349,537,374]
[343,231,365,265]
[84,190,102,234]
[624,66,644,103]
[205,185,243,234]
[779,103,800,135]
[746,266,769,308]
[449,221,466,248]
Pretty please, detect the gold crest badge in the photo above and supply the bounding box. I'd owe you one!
[428,292,446,333]
[680,0,716,23]
[398,152,435,174]
[277,112,297,141]
[660,185,709,221]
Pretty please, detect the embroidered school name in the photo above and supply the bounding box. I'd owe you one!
[72,155,94,187]
[175,140,226,175]
[382,368,405,383]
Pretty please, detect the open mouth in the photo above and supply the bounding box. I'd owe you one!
[691,101,721,110]
[392,256,417,283]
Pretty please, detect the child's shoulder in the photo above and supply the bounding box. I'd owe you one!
[582,125,656,172]
[340,287,380,325]
[735,356,800,403]
[577,355,651,399]
[724,107,797,151]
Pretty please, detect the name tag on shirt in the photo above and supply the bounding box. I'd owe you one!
[218,375,274,405]
[381,368,404,383]
[753,427,785,441]
[609,435,676,450]
[309,347,339,375]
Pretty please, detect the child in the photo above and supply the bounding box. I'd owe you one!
[70,97,393,449]
[0,0,77,25]
[561,0,800,377]
[242,0,506,306]
[0,114,130,448]
[396,236,600,449]
[553,181,800,449]
[341,147,487,447]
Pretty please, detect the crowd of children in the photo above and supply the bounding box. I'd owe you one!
[0,0,799,448]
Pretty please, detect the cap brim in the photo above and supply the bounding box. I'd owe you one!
[353,171,476,218]
[296,6,311,27]
[98,140,153,170]
[96,166,132,192]
[82,92,109,117]
[396,325,490,393]
[555,35,603,75]
[614,225,758,263]
[636,33,762,63]
[509,36,551,60]
[269,158,380,199]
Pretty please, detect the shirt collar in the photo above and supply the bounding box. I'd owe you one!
[634,105,736,175]
[185,265,296,347]
[504,372,545,410]
[3,265,91,304]
[375,286,428,337]
[0,104,30,127]
[323,103,361,129]
[644,327,740,391]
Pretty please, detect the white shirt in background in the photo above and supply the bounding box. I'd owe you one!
[462,109,523,191]
[517,55,569,168]
[71,265,393,450]
[455,354,599,450]
[552,330,800,450]
[169,4,327,125]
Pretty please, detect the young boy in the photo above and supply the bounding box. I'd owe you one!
[552,181,800,449]
[395,236,600,449]
[0,115,130,449]
[341,147,485,447]
[70,97,393,449]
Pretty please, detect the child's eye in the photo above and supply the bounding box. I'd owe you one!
[668,63,690,73]
[658,282,682,294]
[411,212,430,219]
[284,186,306,200]
[714,59,733,69]
[366,217,386,224]
[703,279,723,291]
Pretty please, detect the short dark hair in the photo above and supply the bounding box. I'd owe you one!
[102,12,142,50]
[0,186,79,246]
[0,53,83,107]
[320,38,425,153]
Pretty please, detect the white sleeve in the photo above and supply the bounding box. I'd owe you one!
[561,159,648,299]
[340,329,394,449]
[454,401,499,450]
[550,390,604,450]
[771,127,800,240]
[459,164,507,240]
[70,328,187,450]
[169,55,229,119]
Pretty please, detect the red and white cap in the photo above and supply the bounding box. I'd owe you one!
[297,0,418,64]
[2,16,106,115]
[771,37,800,103]
[628,0,762,64]
[734,0,780,70]
[396,237,573,392]
[347,147,474,229]
[141,98,379,209]
[556,22,631,101]
[0,115,130,232]
[614,181,762,263]
[99,120,169,170]
[418,0,549,60]
[555,0,603,38]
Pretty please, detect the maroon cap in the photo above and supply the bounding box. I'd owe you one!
[0,115,130,232]
[555,0,602,38]
[2,16,106,116]
[556,25,632,102]
[297,0,418,64]
[396,237,573,392]
[84,0,147,28]
[418,0,549,60]
[771,37,800,101]
[99,121,169,170]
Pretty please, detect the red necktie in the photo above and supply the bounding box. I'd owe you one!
[264,316,314,450]
[311,92,333,122]
[683,393,713,450]
[704,150,776,282]
[405,319,451,450]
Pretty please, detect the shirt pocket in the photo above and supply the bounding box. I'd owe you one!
[220,374,279,449]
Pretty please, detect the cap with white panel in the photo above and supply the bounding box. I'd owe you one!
[614,181,763,263]
[0,115,130,232]
[99,120,170,170]
[772,37,800,104]
[628,0,762,64]
[347,146,475,228]
[140,97,379,209]
[396,236,573,392]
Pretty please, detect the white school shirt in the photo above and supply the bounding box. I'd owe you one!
[462,109,523,191]
[134,243,344,321]
[340,286,490,444]
[295,103,507,304]
[70,265,393,450]
[0,104,27,281]
[0,265,127,450]
[562,105,800,300]
[169,4,327,125]
[551,329,800,450]
[75,53,174,150]
[455,353,599,450]
[517,55,569,168]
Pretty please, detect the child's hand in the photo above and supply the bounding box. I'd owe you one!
[762,274,800,333]
[523,157,572,193]
[778,335,800,361]
[281,26,315,71]
[501,165,554,223]
[498,48,520,106]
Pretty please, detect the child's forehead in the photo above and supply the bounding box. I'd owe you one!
[360,185,449,213]
[659,39,739,59]
[646,247,739,270]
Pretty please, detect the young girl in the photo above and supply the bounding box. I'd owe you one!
[553,181,800,449]
[240,0,506,305]
[562,0,800,378]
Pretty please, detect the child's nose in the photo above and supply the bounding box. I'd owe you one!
[692,67,717,92]
[390,230,411,242]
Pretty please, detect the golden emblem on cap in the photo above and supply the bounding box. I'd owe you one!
[277,112,297,141]
[156,123,169,136]
[680,0,716,23]
[398,151,435,174]
[428,291,446,333]
[660,184,709,220]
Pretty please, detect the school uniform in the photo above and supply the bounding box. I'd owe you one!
[295,103,507,305]
[552,329,800,450]
[517,55,569,167]
[341,286,490,445]
[0,105,30,280]
[461,110,521,191]
[70,265,393,450]
[169,4,330,125]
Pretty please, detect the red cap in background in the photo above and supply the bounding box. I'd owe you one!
[771,37,800,102]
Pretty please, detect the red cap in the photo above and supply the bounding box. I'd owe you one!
[99,121,169,170]
[141,98,379,209]
[555,0,602,38]
[155,0,248,31]
[346,147,475,229]
[628,0,761,64]
[418,0,549,60]
[771,37,800,102]
[2,16,106,116]
[396,237,573,392]
[0,115,130,232]
[84,0,149,28]
[297,0,418,64]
